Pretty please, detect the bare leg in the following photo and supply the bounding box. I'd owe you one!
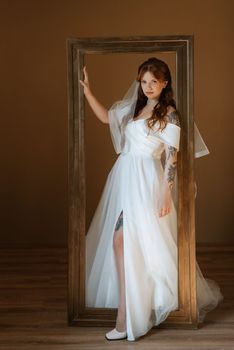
[113,211,126,332]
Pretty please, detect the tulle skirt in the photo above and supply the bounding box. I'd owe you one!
[85,153,224,341]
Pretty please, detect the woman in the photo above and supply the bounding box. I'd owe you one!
[79,57,223,342]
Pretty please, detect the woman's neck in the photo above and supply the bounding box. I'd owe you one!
[146,98,159,107]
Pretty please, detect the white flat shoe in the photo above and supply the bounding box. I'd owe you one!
[105,328,127,341]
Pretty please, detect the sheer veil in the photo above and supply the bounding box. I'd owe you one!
[108,80,140,154]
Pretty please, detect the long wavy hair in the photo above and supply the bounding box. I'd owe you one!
[133,57,178,132]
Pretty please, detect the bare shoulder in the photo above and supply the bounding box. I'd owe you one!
[165,106,181,127]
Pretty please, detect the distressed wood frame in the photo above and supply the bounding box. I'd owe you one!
[66,35,197,329]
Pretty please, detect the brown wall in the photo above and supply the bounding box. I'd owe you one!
[0,0,233,247]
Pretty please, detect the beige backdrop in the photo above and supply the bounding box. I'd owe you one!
[0,0,233,247]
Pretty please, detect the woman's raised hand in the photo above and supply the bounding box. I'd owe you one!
[79,66,91,96]
[78,66,109,124]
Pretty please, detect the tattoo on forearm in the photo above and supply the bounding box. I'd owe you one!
[163,110,180,190]
[167,162,177,186]
[167,146,177,160]
[165,145,177,189]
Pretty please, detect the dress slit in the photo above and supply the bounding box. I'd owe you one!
[112,209,127,327]
[114,210,123,232]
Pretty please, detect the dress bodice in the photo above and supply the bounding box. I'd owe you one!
[121,118,180,160]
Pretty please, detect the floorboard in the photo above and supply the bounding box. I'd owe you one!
[0,247,233,350]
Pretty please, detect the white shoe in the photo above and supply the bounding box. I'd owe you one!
[105,328,127,341]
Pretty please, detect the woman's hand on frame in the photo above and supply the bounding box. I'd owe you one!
[79,66,92,96]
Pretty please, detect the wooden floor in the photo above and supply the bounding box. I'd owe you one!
[0,247,233,350]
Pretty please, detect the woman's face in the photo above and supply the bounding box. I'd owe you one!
[140,71,167,100]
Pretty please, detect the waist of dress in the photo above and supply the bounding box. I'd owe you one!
[120,149,161,160]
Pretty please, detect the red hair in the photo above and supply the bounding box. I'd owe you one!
[133,57,179,132]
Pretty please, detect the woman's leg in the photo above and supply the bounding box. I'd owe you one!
[113,211,126,332]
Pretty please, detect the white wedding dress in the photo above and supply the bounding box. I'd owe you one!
[85,101,224,341]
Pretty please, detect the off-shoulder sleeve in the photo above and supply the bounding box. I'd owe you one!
[156,120,209,157]
[155,122,181,151]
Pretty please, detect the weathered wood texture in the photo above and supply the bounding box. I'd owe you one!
[67,35,197,326]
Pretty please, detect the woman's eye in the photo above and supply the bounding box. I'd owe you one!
[141,80,157,84]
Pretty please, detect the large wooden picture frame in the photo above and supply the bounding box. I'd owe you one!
[66,35,197,329]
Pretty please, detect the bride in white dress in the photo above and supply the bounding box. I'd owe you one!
[79,57,223,342]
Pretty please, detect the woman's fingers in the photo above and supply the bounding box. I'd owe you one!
[157,187,172,217]
[159,206,170,217]
[79,66,90,94]
[79,77,89,90]
[79,66,89,84]
[83,66,89,83]
[79,79,85,87]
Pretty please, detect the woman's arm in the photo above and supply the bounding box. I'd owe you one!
[163,144,178,192]
[157,144,178,217]
[157,108,180,217]
[79,66,109,124]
